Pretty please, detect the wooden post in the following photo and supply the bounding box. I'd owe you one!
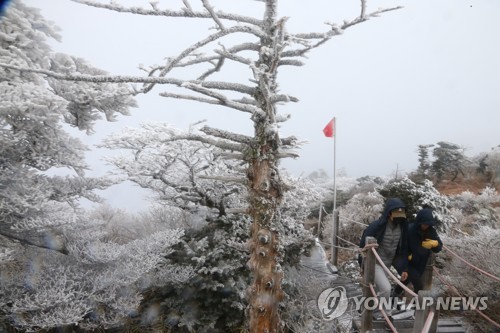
[361,236,377,333]
[421,252,435,290]
[430,305,439,333]
[413,290,439,333]
[317,204,323,238]
[331,209,340,266]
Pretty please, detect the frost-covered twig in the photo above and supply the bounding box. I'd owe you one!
[285,4,402,57]
[180,82,263,115]
[70,0,262,25]
[201,0,225,30]
[200,126,253,145]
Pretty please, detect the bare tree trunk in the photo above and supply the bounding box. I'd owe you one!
[247,158,284,332]
[247,2,285,332]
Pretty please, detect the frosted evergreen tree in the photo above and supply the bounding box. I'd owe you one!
[378,176,455,231]
[0,0,136,252]
[431,141,468,182]
[416,144,434,179]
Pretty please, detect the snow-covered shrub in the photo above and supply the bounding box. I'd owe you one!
[448,187,500,232]
[437,228,500,327]
[282,173,324,221]
[305,170,359,218]
[88,203,194,244]
[0,211,184,332]
[333,191,384,247]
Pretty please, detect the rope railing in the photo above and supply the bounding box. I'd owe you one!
[336,235,359,248]
[421,310,435,333]
[316,239,359,251]
[443,244,500,282]
[433,267,500,329]
[332,244,359,251]
[368,282,398,333]
[369,247,418,298]
[340,216,369,227]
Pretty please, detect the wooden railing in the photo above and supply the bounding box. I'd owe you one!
[360,236,438,333]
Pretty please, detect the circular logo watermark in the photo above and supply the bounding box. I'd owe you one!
[317,286,349,320]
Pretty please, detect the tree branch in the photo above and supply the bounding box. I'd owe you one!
[158,90,277,115]
[181,0,193,12]
[280,136,298,147]
[214,48,252,66]
[200,126,253,145]
[197,56,225,81]
[0,229,68,255]
[286,5,403,57]
[173,43,260,69]
[158,134,246,152]
[0,62,257,95]
[181,82,265,115]
[70,0,262,25]
[277,151,300,159]
[201,0,225,30]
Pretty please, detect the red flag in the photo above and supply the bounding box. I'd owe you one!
[323,118,335,138]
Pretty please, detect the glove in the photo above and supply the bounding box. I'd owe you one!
[408,254,413,261]
[421,239,439,249]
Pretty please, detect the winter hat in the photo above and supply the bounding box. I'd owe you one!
[391,207,406,218]
[416,208,436,226]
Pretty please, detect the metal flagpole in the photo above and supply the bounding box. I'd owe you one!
[333,117,337,212]
[331,117,339,266]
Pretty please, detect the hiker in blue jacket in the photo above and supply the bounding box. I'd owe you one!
[359,197,409,307]
[394,207,442,296]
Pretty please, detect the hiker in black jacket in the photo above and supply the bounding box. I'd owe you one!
[359,197,409,308]
[394,207,442,296]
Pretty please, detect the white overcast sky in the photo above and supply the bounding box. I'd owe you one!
[16,0,500,210]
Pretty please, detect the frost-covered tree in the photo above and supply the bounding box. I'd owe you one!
[1,1,401,330]
[100,122,248,217]
[416,144,433,179]
[378,177,455,231]
[474,146,500,183]
[431,141,468,182]
[0,0,136,251]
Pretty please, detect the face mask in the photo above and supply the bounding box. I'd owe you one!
[392,217,406,225]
